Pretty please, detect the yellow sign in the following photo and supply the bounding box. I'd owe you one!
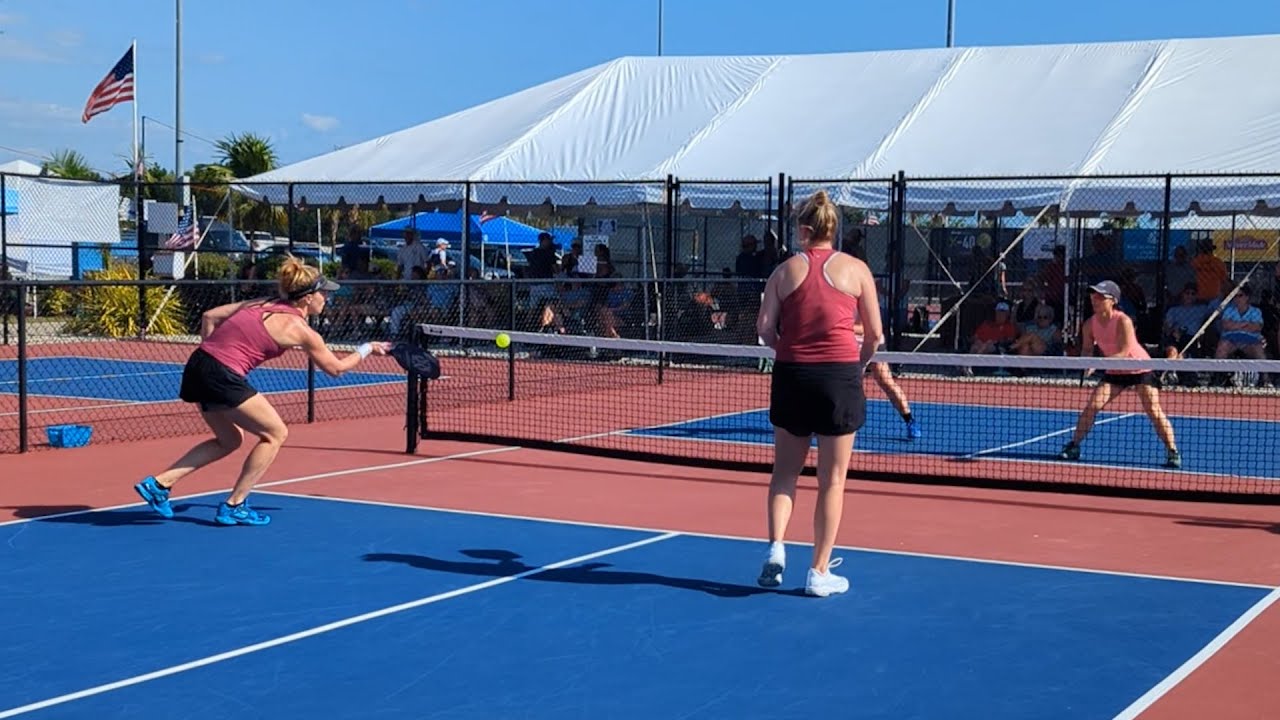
[1211,229,1280,263]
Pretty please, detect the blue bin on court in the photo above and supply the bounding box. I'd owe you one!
[46,424,93,448]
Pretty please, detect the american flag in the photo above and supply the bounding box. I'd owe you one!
[81,45,134,124]
[477,211,498,224]
[163,202,197,250]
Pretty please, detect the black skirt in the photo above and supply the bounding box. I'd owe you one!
[769,361,866,437]
[178,347,259,412]
[1101,371,1158,389]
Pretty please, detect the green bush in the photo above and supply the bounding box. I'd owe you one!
[63,261,186,337]
[370,257,397,279]
[194,253,236,279]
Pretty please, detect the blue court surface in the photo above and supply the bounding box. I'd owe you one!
[0,492,1271,719]
[629,399,1280,479]
[0,356,401,403]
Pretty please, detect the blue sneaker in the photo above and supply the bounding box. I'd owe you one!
[905,420,921,440]
[215,501,271,526]
[133,476,174,518]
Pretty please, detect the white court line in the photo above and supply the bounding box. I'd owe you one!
[0,369,181,386]
[0,531,680,719]
[6,434,1272,590]
[0,380,405,418]
[258,490,1277,591]
[1111,586,1280,720]
[959,414,1137,460]
[0,444,527,527]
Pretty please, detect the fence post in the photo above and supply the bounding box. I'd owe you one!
[17,279,27,452]
[888,171,907,350]
[658,174,677,384]
[136,181,150,339]
[288,185,317,422]
[1155,173,1173,335]
[2,172,8,346]
[460,181,470,326]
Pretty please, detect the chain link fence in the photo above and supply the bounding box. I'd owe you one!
[4,172,1280,453]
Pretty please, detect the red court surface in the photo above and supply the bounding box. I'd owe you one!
[1,414,1277,719]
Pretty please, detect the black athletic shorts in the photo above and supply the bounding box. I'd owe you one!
[178,347,258,412]
[1102,371,1158,389]
[769,361,866,438]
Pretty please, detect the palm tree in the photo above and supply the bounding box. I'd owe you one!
[42,149,101,180]
[189,163,236,218]
[215,132,278,178]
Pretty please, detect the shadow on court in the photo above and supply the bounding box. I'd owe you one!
[4,501,282,527]
[3,505,94,519]
[1175,518,1280,535]
[363,549,805,598]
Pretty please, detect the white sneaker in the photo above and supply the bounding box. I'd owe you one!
[805,557,849,597]
[757,541,786,587]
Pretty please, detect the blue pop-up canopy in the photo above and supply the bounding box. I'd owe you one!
[369,210,575,248]
[2,187,17,215]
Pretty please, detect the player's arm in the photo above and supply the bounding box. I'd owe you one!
[756,268,784,348]
[199,300,253,338]
[1079,320,1096,375]
[288,319,389,377]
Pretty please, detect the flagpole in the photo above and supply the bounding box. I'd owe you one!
[131,39,139,179]
[174,0,183,186]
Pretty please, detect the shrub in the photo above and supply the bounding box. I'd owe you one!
[63,261,187,337]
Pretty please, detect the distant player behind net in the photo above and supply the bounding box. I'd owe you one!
[1058,280,1181,468]
[844,231,920,440]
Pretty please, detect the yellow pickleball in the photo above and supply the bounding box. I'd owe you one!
[495,333,511,349]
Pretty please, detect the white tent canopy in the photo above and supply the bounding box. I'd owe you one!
[238,34,1280,214]
[0,159,44,175]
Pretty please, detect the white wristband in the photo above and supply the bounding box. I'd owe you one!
[356,342,373,359]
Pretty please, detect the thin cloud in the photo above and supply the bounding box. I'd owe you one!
[301,113,339,132]
[0,35,64,63]
[0,97,80,127]
[49,29,83,48]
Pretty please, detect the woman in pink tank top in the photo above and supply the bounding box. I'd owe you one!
[132,256,391,526]
[1060,280,1181,468]
[753,190,882,598]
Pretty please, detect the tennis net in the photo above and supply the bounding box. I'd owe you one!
[407,324,1280,502]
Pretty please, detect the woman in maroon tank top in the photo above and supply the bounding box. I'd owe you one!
[132,256,390,526]
[753,190,882,598]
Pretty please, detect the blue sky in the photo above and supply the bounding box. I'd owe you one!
[2,0,1280,177]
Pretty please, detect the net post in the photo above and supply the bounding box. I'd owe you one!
[16,279,27,453]
[507,277,516,401]
[405,324,420,454]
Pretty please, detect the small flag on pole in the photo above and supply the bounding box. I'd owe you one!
[163,200,197,250]
[82,45,135,124]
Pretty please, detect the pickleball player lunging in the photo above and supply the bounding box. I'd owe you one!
[133,256,391,526]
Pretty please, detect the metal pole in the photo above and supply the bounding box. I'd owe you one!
[657,0,663,56]
[174,0,183,181]
[2,172,8,345]
[946,0,955,48]
[17,280,27,452]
